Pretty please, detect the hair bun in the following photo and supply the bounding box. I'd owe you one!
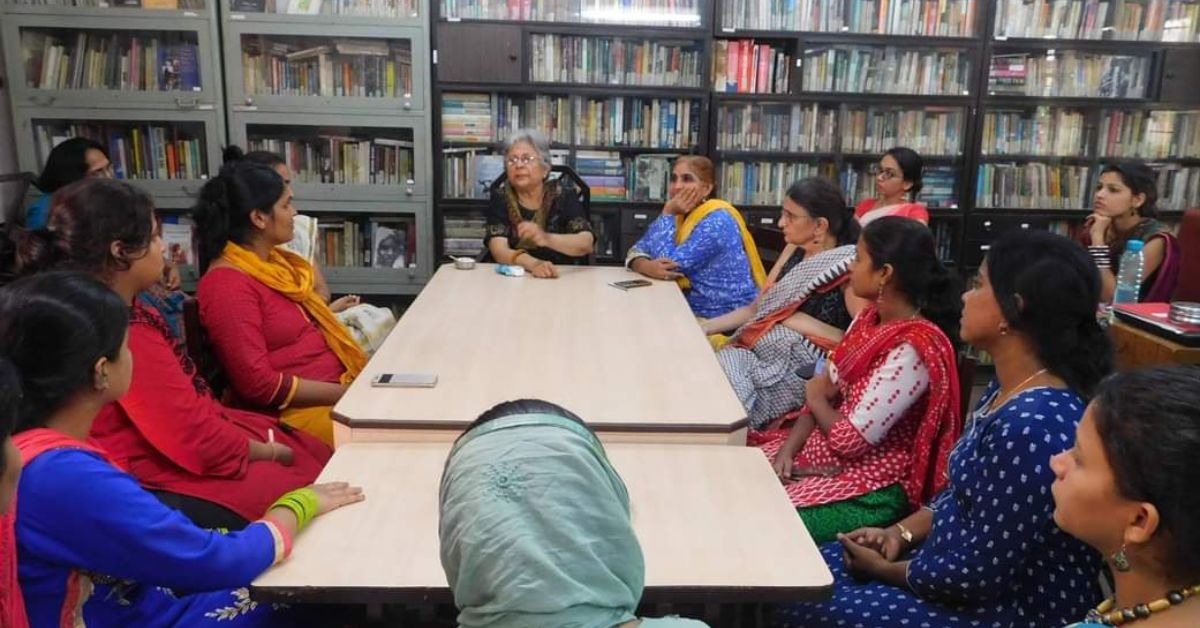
[222,145,247,164]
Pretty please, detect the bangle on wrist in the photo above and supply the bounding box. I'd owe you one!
[895,522,915,546]
[510,249,528,264]
[269,488,320,531]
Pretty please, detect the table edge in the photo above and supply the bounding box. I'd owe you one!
[332,411,750,434]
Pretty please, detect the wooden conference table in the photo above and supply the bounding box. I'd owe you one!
[251,441,834,605]
[332,263,750,446]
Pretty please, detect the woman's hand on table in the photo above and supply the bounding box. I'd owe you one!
[527,259,558,279]
[310,482,365,516]
[633,257,682,281]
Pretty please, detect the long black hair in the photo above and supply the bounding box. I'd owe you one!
[223,145,286,169]
[35,137,108,194]
[985,229,1112,398]
[461,399,589,442]
[191,160,285,273]
[884,146,924,200]
[0,272,129,432]
[1091,366,1200,581]
[785,177,860,246]
[0,358,19,471]
[862,216,961,345]
[1100,162,1158,219]
[0,178,156,283]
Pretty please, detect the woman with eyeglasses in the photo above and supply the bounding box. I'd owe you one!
[484,129,595,279]
[626,155,766,319]
[853,147,930,228]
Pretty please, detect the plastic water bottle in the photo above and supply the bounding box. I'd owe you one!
[1113,239,1145,305]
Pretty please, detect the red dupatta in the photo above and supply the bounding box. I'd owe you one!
[831,305,963,506]
[0,430,123,628]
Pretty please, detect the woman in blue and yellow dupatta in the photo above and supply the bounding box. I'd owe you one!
[625,156,766,319]
[439,399,710,628]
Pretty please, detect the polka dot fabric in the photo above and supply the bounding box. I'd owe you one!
[774,382,1102,628]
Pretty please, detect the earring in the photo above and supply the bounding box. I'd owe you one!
[999,323,1009,336]
[876,282,886,303]
[1111,544,1132,572]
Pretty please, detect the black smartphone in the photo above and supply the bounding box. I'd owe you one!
[609,279,654,291]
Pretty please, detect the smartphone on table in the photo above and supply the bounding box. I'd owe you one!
[371,373,438,388]
[609,279,653,291]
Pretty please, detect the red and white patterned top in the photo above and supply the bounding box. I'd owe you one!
[759,333,930,508]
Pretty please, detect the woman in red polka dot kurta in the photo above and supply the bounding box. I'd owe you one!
[752,217,962,543]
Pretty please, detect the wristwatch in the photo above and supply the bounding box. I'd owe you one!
[895,522,914,545]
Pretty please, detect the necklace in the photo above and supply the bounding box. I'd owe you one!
[1085,584,1200,625]
[985,368,1048,415]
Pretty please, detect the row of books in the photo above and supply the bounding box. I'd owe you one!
[931,219,955,263]
[842,164,958,208]
[240,38,412,98]
[1156,166,1200,212]
[35,122,207,180]
[976,162,1091,209]
[22,31,200,92]
[841,108,963,155]
[442,93,572,144]
[1097,110,1200,159]
[528,35,703,88]
[981,108,1089,156]
[720,160,836,205]
[573,97,701,149]
[712,40,792,94]
[987,53,1150,99]
[439,0,702,25]
[12,0,204,7]
[441,149,671,201]
[247,134,414,184]
[443,215,487,258]
[722,0,977,37]
[716,103,964,155]
[716,103,838,152]
[801,46,970,96]
[315,216,417,268]
[994,0,1200,42]
[231,0,417,15]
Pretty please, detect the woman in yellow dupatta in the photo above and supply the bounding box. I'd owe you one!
[192,160,368,446]
[625,156,766,319]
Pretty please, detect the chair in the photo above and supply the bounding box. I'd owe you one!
[749,224,786,269]
[486,164,593,264]
[0,172,39,226]
[956,352,978,422]
[1173,209,1200,302]
[182,297,227,398]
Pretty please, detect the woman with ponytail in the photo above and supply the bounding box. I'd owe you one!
[0,178,331,531]
[777,228,1109,628]
[751,216,962,544]
[192,160,367,447]
[709,177,868,428]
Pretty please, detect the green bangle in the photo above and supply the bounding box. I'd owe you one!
[270,488,320,530]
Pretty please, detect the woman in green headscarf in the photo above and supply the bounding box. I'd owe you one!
[439,400,710,628]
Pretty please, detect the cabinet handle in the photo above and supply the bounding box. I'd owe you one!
[175,96,198,109]
[30,95,55,107]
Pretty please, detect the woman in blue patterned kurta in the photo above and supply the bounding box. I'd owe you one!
[625,156,765,318]
[775,229,1111,628]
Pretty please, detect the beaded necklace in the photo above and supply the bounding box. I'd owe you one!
[1084,584,1200,625]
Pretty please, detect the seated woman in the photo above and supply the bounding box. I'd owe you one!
[0,360,25,628]
[23,137,186,336]
[853,147,931,227]
[777,229,1110,628]
[1054,366,1200,628]
[440,398,709,628]
[756,217,962,544]
[485,129,595,278]
[1083,162,1180,303]
[709,178,865,429]
[223,146,395,354]
[0,271,363,628]
[6,178,331,530]
[193,161,368,447]
[626,156,766,318]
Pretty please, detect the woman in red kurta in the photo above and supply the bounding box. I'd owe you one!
[193,160,367,447]
[13,178,331,530]
[853,147,930,227]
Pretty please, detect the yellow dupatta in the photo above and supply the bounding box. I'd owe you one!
[220,243,369,446]
[674,199,767,291]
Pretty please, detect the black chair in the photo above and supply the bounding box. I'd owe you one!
[485,164,593,264]
[0,172,39,226]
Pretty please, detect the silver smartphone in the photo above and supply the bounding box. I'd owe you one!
[371,372,438,388]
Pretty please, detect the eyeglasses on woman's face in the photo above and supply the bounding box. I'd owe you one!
[506,154,541,168]
[868,164,901,181]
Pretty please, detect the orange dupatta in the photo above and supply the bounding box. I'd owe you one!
[675,200,767,291]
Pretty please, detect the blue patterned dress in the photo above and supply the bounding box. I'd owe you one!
[628,209,759,318]
[775,382,1102,628]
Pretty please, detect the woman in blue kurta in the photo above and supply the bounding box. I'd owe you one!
[0,271,363,628]
[775,229,1111,628]
[625,156,765,318]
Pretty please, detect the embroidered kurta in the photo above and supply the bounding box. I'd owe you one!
[775,383,1101,628]
[88,303,330,522]
[629,209,759,318]
[16,448,291,627]
[197,267,347,411]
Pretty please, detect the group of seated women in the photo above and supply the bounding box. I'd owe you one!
[0,127,1195,628]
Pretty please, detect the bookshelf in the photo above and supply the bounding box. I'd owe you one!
[221,0,433,295]
[431,0,712,264]
[0,0,225,225]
